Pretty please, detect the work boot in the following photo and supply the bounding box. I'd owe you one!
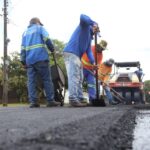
[80,98,88,104]
[87,101,94,106]
[29,103,40,108]
[47,100,61,107]
[69,100,87,107]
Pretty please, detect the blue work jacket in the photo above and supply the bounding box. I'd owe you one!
[21,24,54,65]
[63,14,97,64]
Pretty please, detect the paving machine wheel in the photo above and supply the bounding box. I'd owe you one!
[133,90,145,104]
[125,91,132,104]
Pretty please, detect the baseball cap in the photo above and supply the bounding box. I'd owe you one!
[29,17,43,26]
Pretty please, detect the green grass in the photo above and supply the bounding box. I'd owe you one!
[0,103,29,107]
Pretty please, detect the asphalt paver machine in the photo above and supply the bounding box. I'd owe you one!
[109,61,145,104]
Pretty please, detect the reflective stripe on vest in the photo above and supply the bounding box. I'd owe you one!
[88,83,96,88]
[21,44,46,51]
[98,72,110,76]
[81,58,93,67]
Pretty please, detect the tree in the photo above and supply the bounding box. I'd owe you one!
[144,80,150,103]
[51,39,67,87]
[7,52,28,102]
[51,39,66,75]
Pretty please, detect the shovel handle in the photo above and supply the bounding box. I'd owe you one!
[102,82,126,102]
[94,33,99,99]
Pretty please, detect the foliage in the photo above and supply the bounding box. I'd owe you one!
[50,39,67,86]
[144,80,150,102]
[51,39,66,73]
[7,52,28,102]
[0,67,3,86]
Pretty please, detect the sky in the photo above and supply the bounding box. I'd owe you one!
[0,0,150,81]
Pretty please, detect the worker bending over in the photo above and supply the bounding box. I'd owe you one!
[98,58,118,105]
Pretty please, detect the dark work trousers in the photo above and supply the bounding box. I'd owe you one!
[27,61,54,104]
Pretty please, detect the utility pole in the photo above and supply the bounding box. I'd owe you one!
[2,0,8,106]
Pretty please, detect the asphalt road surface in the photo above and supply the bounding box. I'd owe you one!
[0,104,138,150]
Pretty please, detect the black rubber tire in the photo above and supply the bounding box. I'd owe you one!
[125,91,132,105]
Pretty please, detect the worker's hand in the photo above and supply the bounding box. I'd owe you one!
[93,23,100,34]
[92,64,99,70]
[92,62,99,70]
[102,82,107,87]
[96,26,100,33]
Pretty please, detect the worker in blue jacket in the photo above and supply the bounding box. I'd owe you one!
[134,67,144,82]
[63,14,99,107]
[21,17,61,108]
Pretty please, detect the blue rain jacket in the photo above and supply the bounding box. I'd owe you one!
[63,14,97,64]
[21,24,54,65]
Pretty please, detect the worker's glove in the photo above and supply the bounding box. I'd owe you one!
[92,63,99,70]
[92,65,98,70]
[93,23,100,33]
[93,23,99,29]
[96,26,100,33]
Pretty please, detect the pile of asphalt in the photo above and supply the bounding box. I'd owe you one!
[1,105,137,150]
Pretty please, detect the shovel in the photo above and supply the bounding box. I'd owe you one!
[85,68,126,104]
[92,32,106,106]
[102,82,127,103]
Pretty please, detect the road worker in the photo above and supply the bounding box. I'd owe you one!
[63,14,99,107]
[134,67,144,82]
[98,58,118,105]
[81,40,107,103]
[20,17,61,108]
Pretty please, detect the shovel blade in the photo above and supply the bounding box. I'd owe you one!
[92,97,106,107]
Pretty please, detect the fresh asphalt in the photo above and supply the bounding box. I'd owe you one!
[0,104,138,150]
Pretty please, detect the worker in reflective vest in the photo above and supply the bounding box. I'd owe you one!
[98,59,118,105]
[98,59,113,83]
[81,40,107,102]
